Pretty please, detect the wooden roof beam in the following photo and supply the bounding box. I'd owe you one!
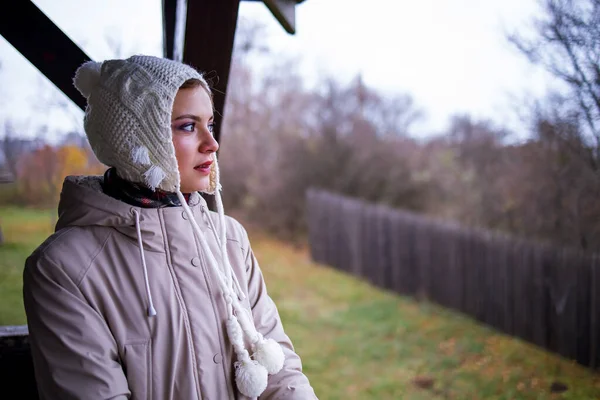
[241,0,304,34]
[162,0,188,61]
[263,0,299,34]
[0,1,91,111]
[180,0,241,145]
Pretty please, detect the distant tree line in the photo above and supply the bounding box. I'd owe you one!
[220,5,600,252]
[0,123,103,207]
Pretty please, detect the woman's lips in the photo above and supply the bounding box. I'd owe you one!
[194,161,212,175]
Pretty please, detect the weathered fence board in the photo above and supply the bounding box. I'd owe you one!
[591,257,600,368]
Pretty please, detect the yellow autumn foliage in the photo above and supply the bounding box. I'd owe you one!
[16,144,105,207]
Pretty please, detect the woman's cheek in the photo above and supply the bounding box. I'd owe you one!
[173,135,192,159]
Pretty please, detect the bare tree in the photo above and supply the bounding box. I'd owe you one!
[0,122,39,179]
[508,0,600,164]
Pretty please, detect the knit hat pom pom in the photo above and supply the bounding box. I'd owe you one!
[73,61,102,98]
[254,338,285,375]
[235,359,268,397]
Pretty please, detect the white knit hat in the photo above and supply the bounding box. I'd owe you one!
[73,54,216,193]
[73,55,284,397]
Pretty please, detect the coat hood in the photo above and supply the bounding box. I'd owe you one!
[56,175,137,231]
[55,175,206,252]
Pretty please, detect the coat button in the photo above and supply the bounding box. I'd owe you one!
[182,211,188,220]
[191,257,201,267]
[213,353,222,364]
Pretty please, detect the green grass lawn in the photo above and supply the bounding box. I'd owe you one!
[1,207,599,399]
[0,207,54,325]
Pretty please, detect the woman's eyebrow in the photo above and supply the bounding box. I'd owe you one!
[173,114,214,121]
[173,114,201,121]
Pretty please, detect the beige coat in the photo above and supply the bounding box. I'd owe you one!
[23,176,317,400]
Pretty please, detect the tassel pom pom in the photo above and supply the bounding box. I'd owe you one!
[254,338,285,375]
[132,146,151,166]
[235,359,268,397]
[143,165,166,191]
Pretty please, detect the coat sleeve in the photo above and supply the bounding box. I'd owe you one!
[242,233,318,400]
[23,253,130,400]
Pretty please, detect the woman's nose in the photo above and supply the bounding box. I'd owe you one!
[201,132,219,153]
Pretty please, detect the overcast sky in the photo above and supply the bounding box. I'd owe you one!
[0,0,559,141]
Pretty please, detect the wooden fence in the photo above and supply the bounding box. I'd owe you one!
[306,189,600,369]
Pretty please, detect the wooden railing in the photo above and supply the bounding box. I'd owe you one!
[0,325,38,399]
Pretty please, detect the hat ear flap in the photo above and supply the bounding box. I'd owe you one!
[199,160,218,195]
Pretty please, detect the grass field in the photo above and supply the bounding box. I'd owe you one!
[1,207,599,399]
[0,207,54,325]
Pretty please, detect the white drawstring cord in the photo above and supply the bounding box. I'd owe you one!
[198,201,266,352]
[212,153,247,301]
[202,161,266,349]
[202,208,234,286]
[133,209,157,317]
[177,191,251,363]
[177,178,283,397]
[176,191,232,299]
[202,203,246,301]
[208,164,285,378]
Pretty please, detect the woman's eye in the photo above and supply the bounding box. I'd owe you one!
[180,123,195,132]
[208,123,215,134]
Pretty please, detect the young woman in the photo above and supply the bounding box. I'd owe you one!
[23,55,317,400]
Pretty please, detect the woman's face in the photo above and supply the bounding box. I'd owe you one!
[171,86,218,193]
